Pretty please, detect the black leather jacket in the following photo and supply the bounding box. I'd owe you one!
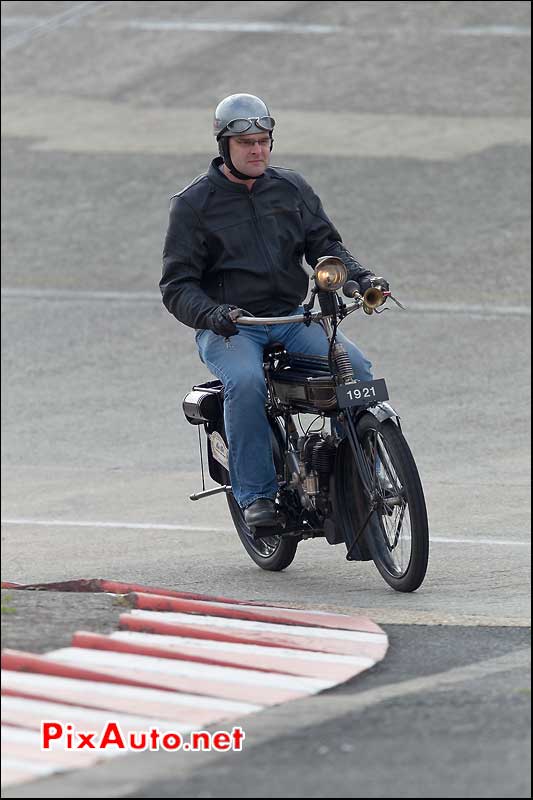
[160,157,372,329]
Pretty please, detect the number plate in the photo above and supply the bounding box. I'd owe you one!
[336,378,389,408]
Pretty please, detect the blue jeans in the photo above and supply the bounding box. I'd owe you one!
[196,308,373,509]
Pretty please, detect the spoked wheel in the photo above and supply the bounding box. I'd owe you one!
[227,493,298,571]
[337,412,429,592]
[224,415,298,572]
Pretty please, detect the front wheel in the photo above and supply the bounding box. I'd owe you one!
[337,413,429,592]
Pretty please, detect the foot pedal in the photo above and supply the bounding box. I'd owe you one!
[250,512,286,540]
[251,525,282,540]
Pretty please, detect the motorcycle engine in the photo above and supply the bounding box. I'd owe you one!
[299,433,337,498]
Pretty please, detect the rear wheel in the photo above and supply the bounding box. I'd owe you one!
[227,494,298,571]
[224,415,298,571]
[337,413,429,592]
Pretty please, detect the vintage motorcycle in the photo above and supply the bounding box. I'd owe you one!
[183,258,429,592]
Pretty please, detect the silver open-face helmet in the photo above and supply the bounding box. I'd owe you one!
[213,93,275,179]
[213,93,275,139]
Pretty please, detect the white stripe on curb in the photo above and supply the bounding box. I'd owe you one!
[1,695,197,736]
[1,670,261,716]
[46,648,334,693]
[127,610,388,643]
[109,631,375,666]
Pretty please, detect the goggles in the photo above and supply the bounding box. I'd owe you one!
[223,116,276,135]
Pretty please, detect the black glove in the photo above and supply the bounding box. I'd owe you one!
[357,274,390,295]
[207,304,242,337]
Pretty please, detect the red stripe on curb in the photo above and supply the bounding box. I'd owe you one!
[72,631,290,675]
[99,580,254,605]
[72,631,370,682]
[70,631,366,680]
[126,592,381,633]
[0,579,253,606]
[119,614,388,660]
[71,631,284,674]
[1,650,177,693]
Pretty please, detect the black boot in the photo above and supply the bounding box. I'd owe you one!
[244,498,277,527]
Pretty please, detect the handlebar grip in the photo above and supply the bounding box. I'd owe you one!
[227,307,246,322]
[342,280,361,299]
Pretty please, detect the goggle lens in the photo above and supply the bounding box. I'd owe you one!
[225,116,275,133]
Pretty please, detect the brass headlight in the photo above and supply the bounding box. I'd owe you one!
[314,257,348,292]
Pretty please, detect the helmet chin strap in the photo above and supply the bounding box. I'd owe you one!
[218,136,274,181]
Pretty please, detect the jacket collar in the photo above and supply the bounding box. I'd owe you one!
[207,157,271,193]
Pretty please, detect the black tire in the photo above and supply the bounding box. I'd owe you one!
[337,413,429,592]
[227,493,298,571]
[223,415,298,572]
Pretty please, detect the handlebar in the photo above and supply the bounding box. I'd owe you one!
[232,284,405,325]
[234,299,360,326]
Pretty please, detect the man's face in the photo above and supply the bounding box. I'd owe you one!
[228,131,271,177]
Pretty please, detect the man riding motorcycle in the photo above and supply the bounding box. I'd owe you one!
[160,93,390,528]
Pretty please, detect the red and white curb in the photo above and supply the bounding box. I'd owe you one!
[1,579,388,788]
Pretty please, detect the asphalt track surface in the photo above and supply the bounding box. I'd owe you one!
[1,1,531,797]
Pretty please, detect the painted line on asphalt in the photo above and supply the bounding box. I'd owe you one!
[0,517,235,532]
[123,21,531,37]
[125,19,342,34]
[3,16,528,38]
[123,20,531,38]
[448,25,531,37]
[1,288,161,303]
[2,288,530,317]
[1,2,107,54]
[427,536,530,547]
[1,517,529,546]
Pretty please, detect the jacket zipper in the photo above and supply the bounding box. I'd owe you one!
[248,194,277,285]
[217,274,226,304]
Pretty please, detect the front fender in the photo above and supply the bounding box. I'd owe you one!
[366,401,401,426]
